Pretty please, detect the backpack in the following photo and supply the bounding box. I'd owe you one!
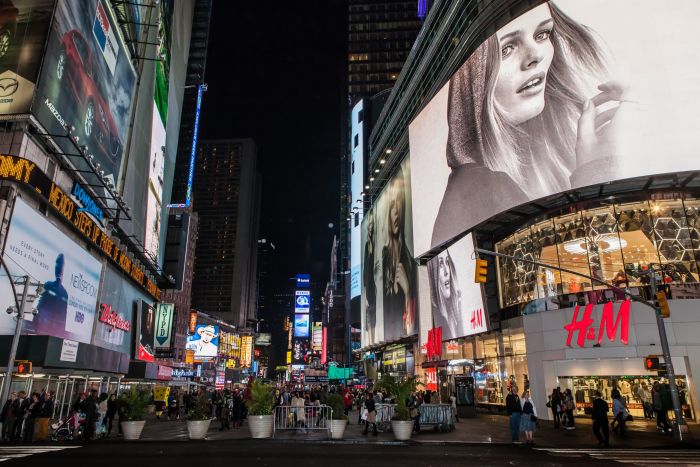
[522,401,533,415]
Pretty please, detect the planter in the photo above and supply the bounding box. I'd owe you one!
[330,419,348,439]
[391,420,414,441]
[121,420,146,440]
[187,419,212,439]
[248,414,274,439]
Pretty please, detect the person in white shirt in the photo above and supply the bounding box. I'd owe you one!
[186,325,219,357]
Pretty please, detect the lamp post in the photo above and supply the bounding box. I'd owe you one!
[0,275,30,410]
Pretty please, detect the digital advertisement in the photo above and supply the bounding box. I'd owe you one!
[154,302,174,351]
[33,0,137,184]
[294,313,310,338]
[0,198,102,344]
[294,289,310,313]
[186,324,220,360]
[409,0,700,257]
[138,301,155,361]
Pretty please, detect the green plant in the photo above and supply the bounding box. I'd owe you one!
[119,387,151,421]
[327,394,347,421]
[376,375,421,421]
[246,380,275,416]
[187,391,212,421]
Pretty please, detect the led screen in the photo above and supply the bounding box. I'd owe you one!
[361,158,417,347]
[350,99,365,299]
[294,289,310,313]
[427,234,487,341]
[294,313,310,338]
[409,0,700,257]
[186,324,220,360]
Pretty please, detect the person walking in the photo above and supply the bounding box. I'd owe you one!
[105,394,118,437]
[363,391,377,436]
[549,388,561,428]
[11,391,29,442]
[22,393,41,442]
[82,390,98,440]
[36,391,54,442]
[0,392,17,442]
[519,391,537,445]
[168,391,179,420]
[591,391,610,448]
[653,382,672,434]
[611,390,628,438]
[506,386,522,444]
[563,389,576,430]
[638,382,653,420]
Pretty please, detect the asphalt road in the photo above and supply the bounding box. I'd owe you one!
[0,441,621,467]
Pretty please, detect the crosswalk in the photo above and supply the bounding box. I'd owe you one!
[538,448,700,465]
[0,445,80,463]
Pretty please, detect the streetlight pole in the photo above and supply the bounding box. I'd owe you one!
[474,248,689,441]
[0,275,30,410]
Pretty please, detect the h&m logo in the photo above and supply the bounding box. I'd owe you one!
[564,300,631,347]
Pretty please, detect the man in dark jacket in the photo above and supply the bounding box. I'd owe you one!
[11,391,29,441]
[363,391,377,436]
[82,390,98,440]
[591,391,609,448]
[505,386,522,443]
[0,392,17,441]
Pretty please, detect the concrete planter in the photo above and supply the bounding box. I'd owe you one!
[248,415,273,439]
[121,421,146,440]
[391,420,414,441]
[330,419,348,439]
[187,419,212,439]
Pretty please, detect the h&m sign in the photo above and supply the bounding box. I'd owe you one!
[564,300,631,348]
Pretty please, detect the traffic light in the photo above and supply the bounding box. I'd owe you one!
[645,356,660,371]
[474,258,488,283]
[16,361,32,374]
[656,290,670,318]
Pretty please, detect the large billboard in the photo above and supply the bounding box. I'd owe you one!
[186,324,219,360]
[137,300,155,361]
[361,157,417,347]
[33,0,137,185]
[349,99,365,300]
[427,234,487,341]
[294,289,310,313]
[0,198,102,344]
[293,313,310,338]
[409,0,700,257]
[0,0,53,115]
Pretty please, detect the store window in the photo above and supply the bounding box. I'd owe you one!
[650,200,699,283]
[615,201,656,287]
[555,212,593,294]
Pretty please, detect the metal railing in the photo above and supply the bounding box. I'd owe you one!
[418,404,455,432]
[273,405,332,439]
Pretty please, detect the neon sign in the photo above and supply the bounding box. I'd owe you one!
[564,300,631,347]
[99,303,130,332]
[426,326,442,360]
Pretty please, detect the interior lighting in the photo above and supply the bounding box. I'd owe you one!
[563,234,628,255]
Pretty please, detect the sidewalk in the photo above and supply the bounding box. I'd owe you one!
[113,410,700,448]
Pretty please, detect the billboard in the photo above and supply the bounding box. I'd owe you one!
[137,301,155,361]
[427,234,487,341]
[296,273,310,288]
[186,324,219,360]
[0,198,102,344]
[409,0,700,257]
[294,289,310,313]
[361,157,417,347]
[240,335,253,367]
[255,333,271,346]
[154,302,174,350]
[349,100,365,299]
[311,322,322,351]
[33,0,137,185]
[0,0,53,115]
[292,338,310,365]
[293,313,310,338]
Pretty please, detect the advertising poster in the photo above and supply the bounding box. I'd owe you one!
[410,0,700,257]
[294,289,310,313]
[255,333,271,346]
[33,0,137,185]
[292,338,310,365]
[427,234,487,341]
[0,0,53,115]
[154,302,174,350]
[92,266,139,355]
[0,198,102,343]
[311,322,322,351]
[186,324,219,360]
[293,313,310,338]
[138,301,155,361]
[240,335,253,367]
[349,99,365,300]
[361,158,417,347]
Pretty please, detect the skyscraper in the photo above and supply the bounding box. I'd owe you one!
[191,139,261,329]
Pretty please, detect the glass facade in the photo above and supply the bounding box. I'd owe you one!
[496,197,700,311]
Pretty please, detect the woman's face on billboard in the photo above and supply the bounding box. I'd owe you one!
[388,180,403,237]
[437,251,452,300]
[494,3,554,125]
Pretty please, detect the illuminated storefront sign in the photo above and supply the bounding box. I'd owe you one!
[98,303,130,332]
[72,182,105,227]
[565,300,631,347]
[426,327,442,360]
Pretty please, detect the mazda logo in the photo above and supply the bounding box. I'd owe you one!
[0,77,18,97]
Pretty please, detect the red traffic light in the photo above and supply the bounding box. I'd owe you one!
[16,361,32,374]
[645,356,660,371]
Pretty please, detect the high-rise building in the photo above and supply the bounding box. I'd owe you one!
[191,139,261,329]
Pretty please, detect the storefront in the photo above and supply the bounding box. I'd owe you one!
[523,298,700,421]
[379,344,415,380]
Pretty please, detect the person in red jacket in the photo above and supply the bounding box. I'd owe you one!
[343,391,354,416]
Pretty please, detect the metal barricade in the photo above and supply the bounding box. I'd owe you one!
[375,403,395,432]
[418,404,455,432]
[273,405,332,439]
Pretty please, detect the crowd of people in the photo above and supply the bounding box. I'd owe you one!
[0,390,54,442]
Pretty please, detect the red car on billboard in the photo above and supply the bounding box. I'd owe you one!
[0,0,18,60]
[55,29,120,162]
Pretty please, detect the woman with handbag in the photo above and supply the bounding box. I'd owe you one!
[520,391,538,445]
[612,390,629,437]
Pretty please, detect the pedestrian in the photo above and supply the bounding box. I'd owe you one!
[611,390,628,437]
[82,390,98,440]
[11,391,29,442]
[219,390,232,431]
[548,388,561,428]
[638,382,653,420]
[409,393,420,433]
[22,393,41,442]
[0,392,17,442]
[505,385,522,444]
[105,394,118,437]
[653,382,672,434]
[449,392,459,423]
[363,391,378,436]
[563,388,576,430]
[519,390,537,445]
[591,391,610,448]
[343,390,354,417]
[231,392,244,428]
[168,391,179,420]
[36,390,54,441]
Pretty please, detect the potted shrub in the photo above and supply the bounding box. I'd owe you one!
[119,388,151,440]
[327,394,348,439]
[186,392,213,439]
[246,380,275,438]
[377,375,420,441]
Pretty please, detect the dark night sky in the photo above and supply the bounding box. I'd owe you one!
[200,2,347,294]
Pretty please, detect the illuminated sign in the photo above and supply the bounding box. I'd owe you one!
[296,273,310,288]
[321,326,328,364]
[241,335,253,367]
[71,182,105,227]
[154,303,174,348]
[98,303,130,332]
[564,300,631,348]
[312,322,323,351]
[425,367,437,391]
[172,368,194,379]
[170,84,204,208]
[426,327,442,360]
[286,351,292,364]
[294,314,310,338]
[295,290,310,313]
[189,310,198,334]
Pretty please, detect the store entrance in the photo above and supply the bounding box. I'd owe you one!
[559,375,694,420]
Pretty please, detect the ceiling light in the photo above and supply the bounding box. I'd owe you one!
[563,234,628,255]
[380,159,386,164]
[369,177,375,181]
[386,149,392,154]
[365,185,369,189]
[374,169,379,173]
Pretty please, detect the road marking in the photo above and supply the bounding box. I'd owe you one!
[537,448,700,466]
[0,445,80,462]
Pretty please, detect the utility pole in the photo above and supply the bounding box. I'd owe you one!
[474,248,689,442]
[0,276,30,410]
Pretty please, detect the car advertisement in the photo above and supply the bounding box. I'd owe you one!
[0,0,53,115]
[0,198,102,344]
[33,0,137,185]
[186,324,219,360]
